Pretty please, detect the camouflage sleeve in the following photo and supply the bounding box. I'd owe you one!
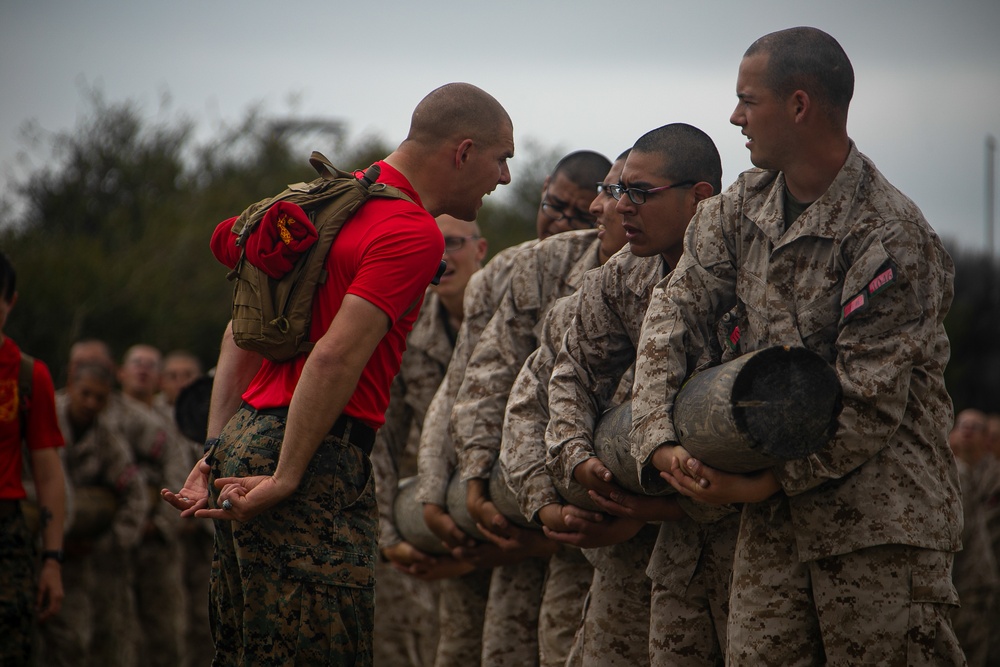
[454,252,541,482]
[500,296,580,523]
[546,266,638,492]
[631,197,738,492]
[127,409,184,541]
[373,373,412,547]
[774,219,953,495]
[415,372,457,507]
[102,426,150,550]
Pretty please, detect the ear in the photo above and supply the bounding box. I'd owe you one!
[474,237,488,263]
[691,181,716,203]
[790,90,810,123]
[455,138,474,168]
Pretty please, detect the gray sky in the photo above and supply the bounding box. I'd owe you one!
[2,0,999,251]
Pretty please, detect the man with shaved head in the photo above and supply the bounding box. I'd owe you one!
[164,82,514,666]
[636,27,964,664]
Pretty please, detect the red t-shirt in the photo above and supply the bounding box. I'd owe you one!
[241,161,445,429]
[0,337,65,499]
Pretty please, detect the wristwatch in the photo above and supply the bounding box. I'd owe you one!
[41,549,65,564]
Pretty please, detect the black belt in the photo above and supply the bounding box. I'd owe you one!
[240,402,376,457]
[0,499,21,519]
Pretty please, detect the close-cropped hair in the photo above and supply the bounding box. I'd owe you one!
[551,150,613,190]
[633,123,723,195]
[745,26,855,118]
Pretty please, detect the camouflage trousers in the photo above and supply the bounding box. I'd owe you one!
[481,555,548,666]
[538,547,592,667]
[566,563,650,667]
[209,407,378,667]
[134,537,186,667]
[434,566,491,667]
[649,515,737,667]
[181,525,216,667]
[0,506,35,665]
[728,494,966,667]
[38,536,138,667]
[373,558,440,667]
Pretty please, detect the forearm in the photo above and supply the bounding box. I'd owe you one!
[30,448,66,551]
[207,321,262,439]
[273,339,368,490]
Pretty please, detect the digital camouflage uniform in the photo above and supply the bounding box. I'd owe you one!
[154,392,216,667]
[115,393,190,667]
[951,458,999,667]
[632,144,965,666]
[972,456,1000,664]
[372,290,455,667]
[499,293,607,667]
[546,250,738,666]
[454,229,602,667]
[209,407,378,666]
[40,392,149,667]
[415,241,533,667]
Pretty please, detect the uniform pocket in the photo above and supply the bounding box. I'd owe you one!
[280,544,375,589]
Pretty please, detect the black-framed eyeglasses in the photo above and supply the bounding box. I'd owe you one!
[443,235,480,253]
[540,197,597,230]
[609,180,697,205]
[596,182,616,198]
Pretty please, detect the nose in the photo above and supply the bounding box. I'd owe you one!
[499,161,512,185]
[730,104,744,127]
[589,192,604,217]
[614,194,635,217]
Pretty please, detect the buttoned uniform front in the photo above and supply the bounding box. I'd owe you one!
[414,239,533,667]
[631,143,965,665]
[40,393,149,667]
[546,249,738,666]
[453,228,602,667]
[372,289,455,667]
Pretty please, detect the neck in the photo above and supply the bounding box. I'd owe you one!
[437,291,464,328]
[126,391,154,407]
[782,134,851,203]
[384,147,442,216]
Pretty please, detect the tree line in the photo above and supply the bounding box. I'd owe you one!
[2,93,997,415]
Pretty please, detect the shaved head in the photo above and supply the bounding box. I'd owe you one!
[745,27,854,125]
[633,123,723,195]
[406,82,512,146]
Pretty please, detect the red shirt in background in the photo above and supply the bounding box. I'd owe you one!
[242,161,444,429]
[0,337,65,499]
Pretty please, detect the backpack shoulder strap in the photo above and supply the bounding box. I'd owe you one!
[17,352,34,440]
[18,352,34,407]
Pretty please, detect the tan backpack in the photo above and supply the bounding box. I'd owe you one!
[226,152,413,362]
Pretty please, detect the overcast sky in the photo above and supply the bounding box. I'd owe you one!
[2,0,998,251]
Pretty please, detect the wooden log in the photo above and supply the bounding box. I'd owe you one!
[673,345,841,472]
[445,473,486,542]
[552,345,842,503]
[487,464,537,530]
[392,476,451,555]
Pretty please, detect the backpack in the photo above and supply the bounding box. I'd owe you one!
[225,152,414,362]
